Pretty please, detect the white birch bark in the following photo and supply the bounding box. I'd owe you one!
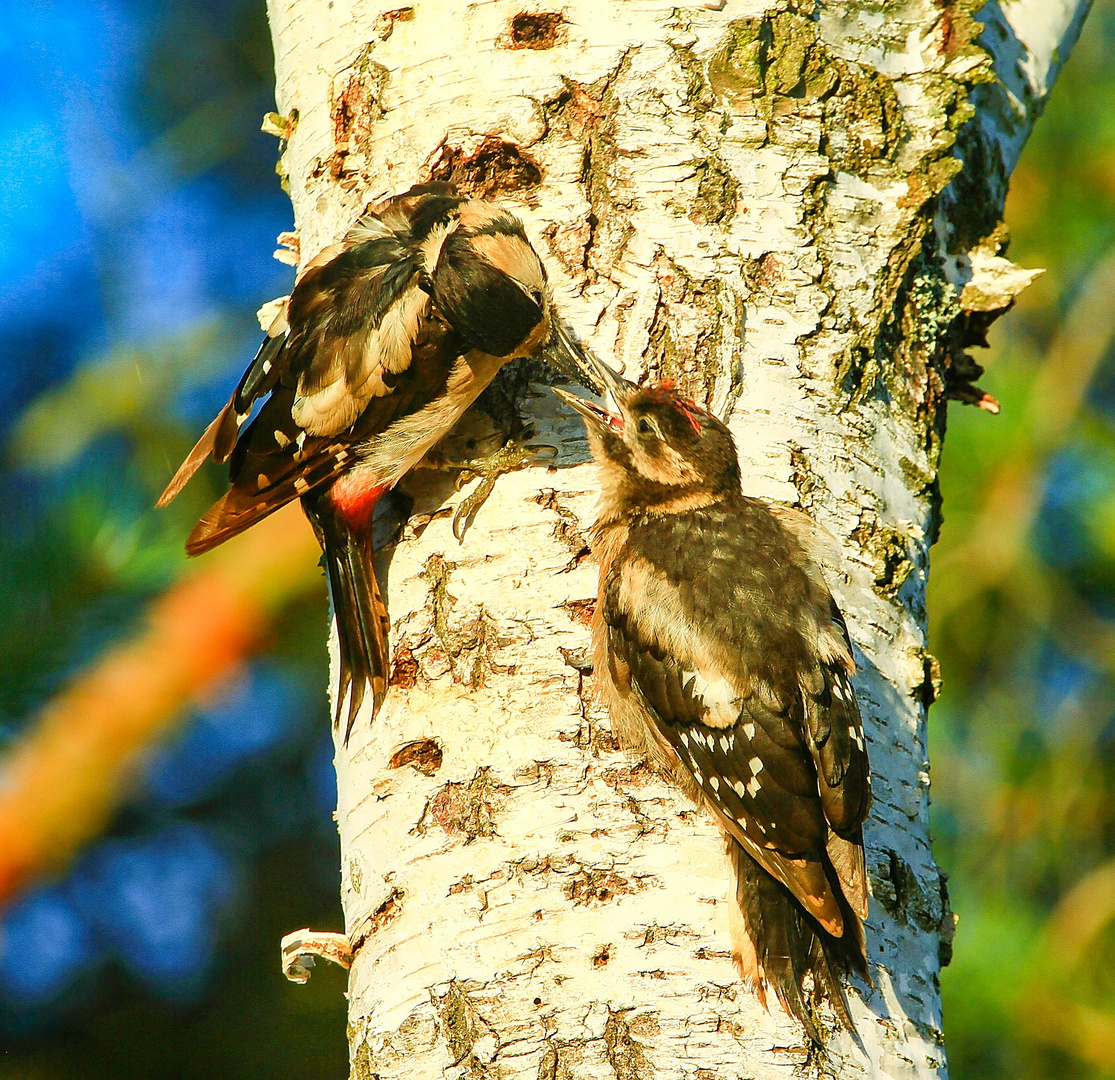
[264,2,1090,1076]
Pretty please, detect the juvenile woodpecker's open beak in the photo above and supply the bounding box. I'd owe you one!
[552,385,619,432]
[584,348,635,413]
[552,350,634,434]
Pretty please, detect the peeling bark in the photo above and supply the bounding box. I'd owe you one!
[264,1,1090,1075]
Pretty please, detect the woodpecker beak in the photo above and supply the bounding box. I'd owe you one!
[553,385,620,432]
[583,349,634,414]
[552,351,634,434]
[543,319,616,394]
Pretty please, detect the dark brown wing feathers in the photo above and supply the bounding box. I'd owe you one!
[598,496,871,1035]
[155,397,239,509]
[157,182,464,521]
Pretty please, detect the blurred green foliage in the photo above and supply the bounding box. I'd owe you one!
[931,2,1115,1076]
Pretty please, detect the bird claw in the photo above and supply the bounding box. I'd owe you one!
[450,442,559,541]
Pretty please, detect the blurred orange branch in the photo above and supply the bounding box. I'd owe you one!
[0,503,320,906]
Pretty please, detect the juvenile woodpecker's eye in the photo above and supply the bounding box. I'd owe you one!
[530,288,544,306]
[637,418,654,436]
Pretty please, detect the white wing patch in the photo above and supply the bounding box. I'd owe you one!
[291,284,429,436]
[681,669,742,728]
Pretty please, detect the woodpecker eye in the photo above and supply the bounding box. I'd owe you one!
[637,418,654,436]
[530,288,544,306]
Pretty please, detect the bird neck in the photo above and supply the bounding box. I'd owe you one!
[593,460,726,525]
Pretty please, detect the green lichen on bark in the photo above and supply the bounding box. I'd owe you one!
[563,50,637,275]
[642,257,742,408]
[684,154,739,226]
[696,2,1002,440]
[432,981,500,1078]
[350,1009,441,1079]
[851,511,916,597]
[350,1030,374,1080]
[333,42,389,136]
[422,552,459,662]
[707,11,908,178]
[414,555,513,687]
[870,239,973,484]
[602,1009,654,1080]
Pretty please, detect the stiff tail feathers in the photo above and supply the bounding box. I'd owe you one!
[302,497,390,741]
[729,839,869,1045]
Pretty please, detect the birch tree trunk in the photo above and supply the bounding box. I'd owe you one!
[265,1,1090,1076]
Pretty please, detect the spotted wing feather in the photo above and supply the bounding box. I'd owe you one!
[603,500,870,931]
[604,601,844,935]
[157,183,465,512]
[186,313,459,555]
[803,605,870,831]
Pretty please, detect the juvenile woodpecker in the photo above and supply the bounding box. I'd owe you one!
[554,364,872,1043]
[159,183,592,739]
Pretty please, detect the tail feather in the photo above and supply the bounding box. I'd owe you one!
[729,839,867,1044]
[302,496,390,741]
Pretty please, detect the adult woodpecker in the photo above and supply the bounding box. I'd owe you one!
[554,363,871,1043]
[159,182,593,739]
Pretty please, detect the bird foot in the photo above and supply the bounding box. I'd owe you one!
[446,441,559,541]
